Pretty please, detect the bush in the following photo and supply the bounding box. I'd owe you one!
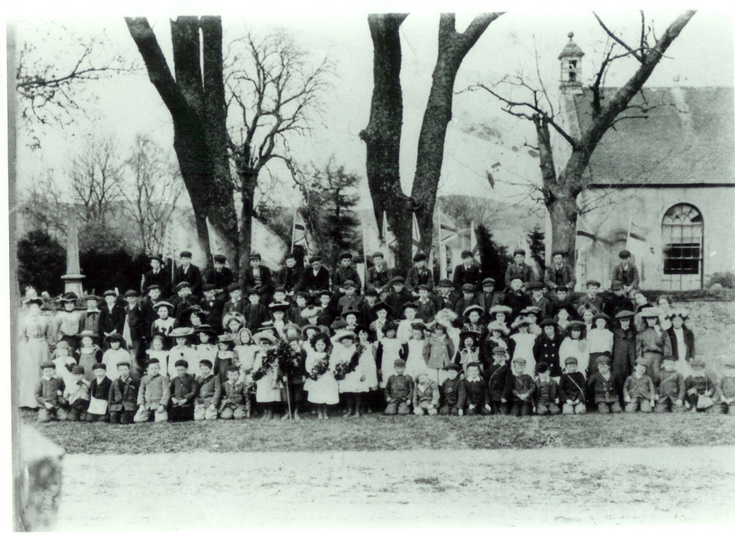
[708,272,735,289]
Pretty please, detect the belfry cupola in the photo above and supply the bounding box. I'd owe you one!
[558,32,584,91]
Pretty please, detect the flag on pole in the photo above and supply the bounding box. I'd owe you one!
[439,208,459,244]
[470,221,480,262]
[206,217,229,258]
[162,221,177,282]
[438,207,447,280]
[291,209,312,255]
[381,212,397,267]
[360,214,368,290]
[411,213,422,258]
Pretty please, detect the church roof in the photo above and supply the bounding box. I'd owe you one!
[571,86,735,186]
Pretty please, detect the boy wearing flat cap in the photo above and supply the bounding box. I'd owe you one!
[453,284,481,318]
[544,250,576,296]
[406,252,434,295]
[504,358,535,416]
[586,354,623,413]
[434,279,458,312]
[533,362,560,415]
[84,363,112,422]
[296,255,331,296]
[332,252,362,295]
[452,250,482,293]
[623,358,656,413]
[384,358,414,415]
[505,248,535,291]
[194,359,221,421]
[244,252,275,303]
[278,253,303,297]
[173,250,203,297]
[108,362,139,424]
[654,355,685,412]
[384,277,413,315]
[478,278,503,316]
[135,358,170,423]
[503,275,532,320]
[486,346,510,415]
[35,362,68,423]
[612,249,639,297]
[559,357,587,414]
[337,280,363,315]
[204,254,234,296]
[143,254,171,298]
[439,363,466,415]
[366,252,393,296]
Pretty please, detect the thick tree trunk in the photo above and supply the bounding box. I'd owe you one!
[412,13,501,254]
[546,192,578,260]
[126,17,238,266]
[360,14,412,273]
[238,176,256,291]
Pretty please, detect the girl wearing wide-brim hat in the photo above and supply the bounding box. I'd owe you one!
[559,320,590,378]
[76,330,103,382]
[18,297,51,408]
[167,327,197,378]
[194,325,218,372]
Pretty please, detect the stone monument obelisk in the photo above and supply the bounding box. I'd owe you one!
[61,207,85,295]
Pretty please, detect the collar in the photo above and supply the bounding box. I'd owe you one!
[466,376,481,382]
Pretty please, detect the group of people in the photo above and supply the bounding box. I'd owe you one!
[21,247,735,423]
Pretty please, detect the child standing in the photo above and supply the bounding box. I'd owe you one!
[654,355,685,413]
[108,362,139,424]
[587,313,614,376]
[533,363,560,415]
[84,363,112,422]
[384,359,414,415]
[34,362,68,423]
[612,310,637,382]
[509,318,536,376]
[333,330,368,418]
[486,347,509,415]
[169,359,197,422]
[533,319,562,379]
[439,363,466,415]
[587,354,622,413]
[375,322,406,388]
[636,308,671,384]
[559,321,590,378]
[305,333,339,419]
[559,357,587,414]
[404,322,429,381]
[504,358,535,417]
[623,358,656,413]
[63,364,91,421]
[145,334,169,376]
[167,328,196,377]
[252,331,281,419]
[76,330,103,382]
[51,341,77,386]
[684,358,715,413]
[423,322,455,385]
[214,334,237,385]
[101,333,133,381]
[481,321,509,371]
[134,358,170,423]
[397,302,420,343]
[455,331,481,376]
[234,328,258,382]
[194,359,221,421]
[412,373,440,415]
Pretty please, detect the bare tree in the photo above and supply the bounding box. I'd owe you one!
[18,169,67,240]
[126,18,329,283]
[122,134,185,254]
[360,13,503,272]
[14,21,131,149]
[67,135,126,226]
[225,30,331,280]
[469,10,696,257]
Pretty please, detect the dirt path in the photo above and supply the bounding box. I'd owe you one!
[54,447,735,530]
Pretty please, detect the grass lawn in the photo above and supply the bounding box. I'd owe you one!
[21,409,735,454]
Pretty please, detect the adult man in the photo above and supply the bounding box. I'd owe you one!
[173,250,203,296]
[544,250,576,295]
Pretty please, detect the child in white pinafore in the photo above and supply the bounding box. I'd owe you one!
[404,322,429,380]
[305,333,339,418]
[509,317,536,376]
[376,322,404,388]
[252,331,282,419]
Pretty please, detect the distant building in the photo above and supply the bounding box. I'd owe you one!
[557,33,735,291]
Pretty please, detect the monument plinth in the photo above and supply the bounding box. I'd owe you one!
[62,207,85,295]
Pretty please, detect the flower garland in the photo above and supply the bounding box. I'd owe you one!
[308,356,330,381]
[250,340,302,383]
[333,346,362,381]
[250,347,279,383]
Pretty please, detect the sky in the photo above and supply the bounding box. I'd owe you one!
[10,6,735,218]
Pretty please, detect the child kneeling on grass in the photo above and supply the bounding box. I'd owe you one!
[84,363,112,423]
[504,358,534,417]
[684,358,715,413]
[194,359,220,421]
[586,354,622,414]
[218,366,249,420]
[533,363,559,415]
[63,365,90,422]
[384,358,413,415]
[170,359,197,422]
[486,347,509,415]
[717,357,735,415]
[413,373,440,415]
[439,363,465,415]
[624,358,655,413]
[463,362,492,416]
[559,357,586,415]
[135,358,170,423]
[654,355,685,413]
[108,362,139,424]
[35,361,68,423]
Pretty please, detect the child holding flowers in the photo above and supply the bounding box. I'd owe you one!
[305,332,339,419]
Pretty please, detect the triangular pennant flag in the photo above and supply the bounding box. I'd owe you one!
[470,221,480,262]
[206,216,229,257]
[382,212,396,268]
[411,213,421,258]
[439,209,459,244]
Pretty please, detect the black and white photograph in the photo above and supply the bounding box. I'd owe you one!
[6,1,735,531]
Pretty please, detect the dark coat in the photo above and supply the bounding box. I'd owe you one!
[504,263,535,289]
[533,333,562,377]
[99,303,126,339]
[278,265,303,293]
[244,265,275,300]
[667,326,695,361]
[406,266,434,292]
[173,264,203,296]
[143,268,172,297]
[544,262,576,290]
[297,266,331,294]
[108,376,140,412]
[199,297,224,330]
[612,327,636,379]
[366,266,393,293]
[452,264,483,291]
[204,266,235,292]
[124,304,144,344]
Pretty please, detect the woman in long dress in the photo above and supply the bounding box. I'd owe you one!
[18,298,51,408]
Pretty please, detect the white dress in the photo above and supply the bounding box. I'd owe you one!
[305,350,339,405]
[18,312,51,408]
[235,344,259,381]
[360,342,379,389]
[253,349,282,403]
[166,345,197,378]
[510,332,537,376]
[404,339,429,380]
[102,348,133,381]
[195,344,218,374]
[559,338,590,377]
[588,329,614,354]
[378,338,404,388]
[397,318,418,344]
[334,344,368,393]
[52,355,77,386]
